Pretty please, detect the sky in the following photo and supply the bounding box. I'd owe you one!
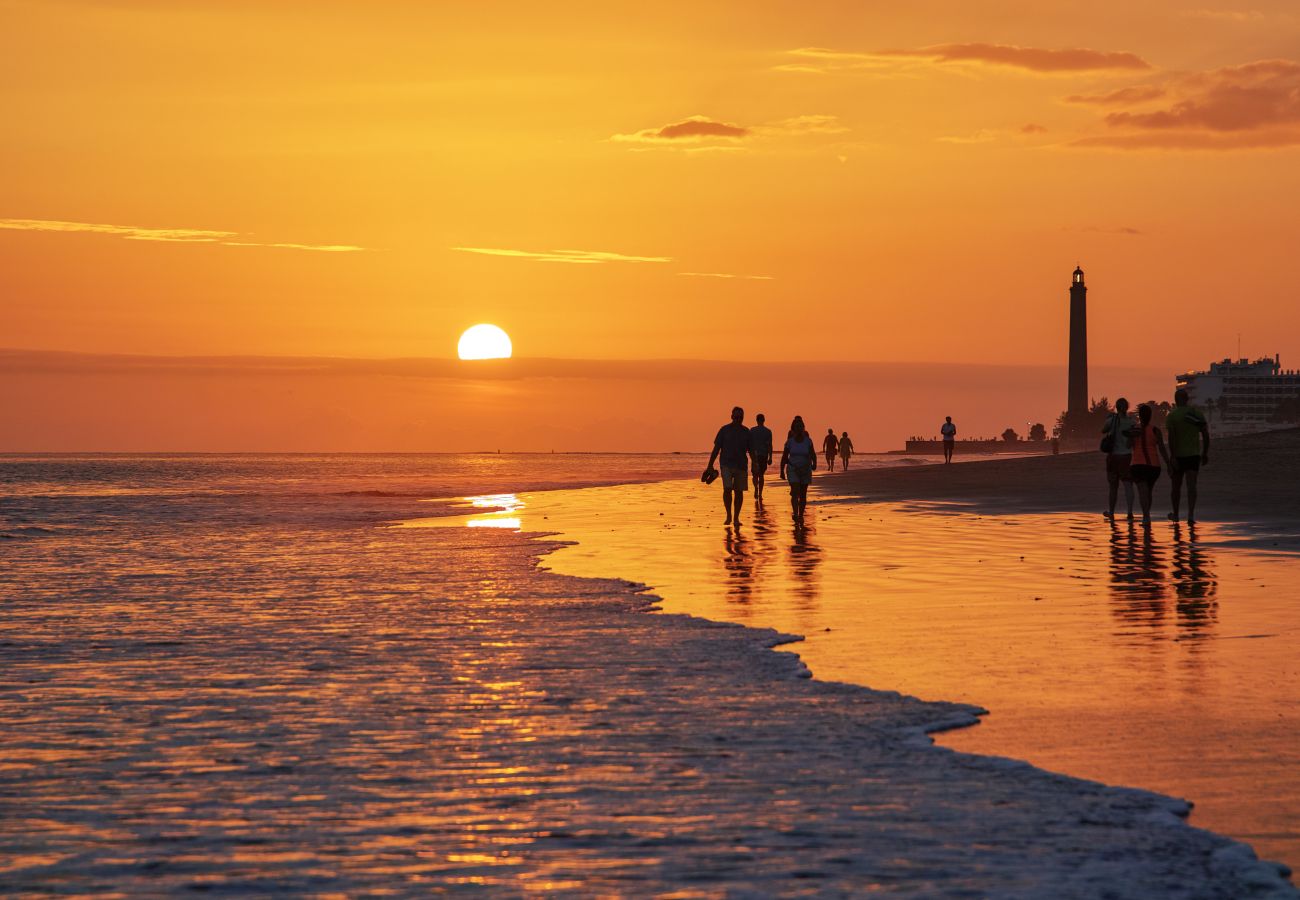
[3,1,1298,449]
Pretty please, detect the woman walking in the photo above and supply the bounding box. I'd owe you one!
[838,431,854,470]
[1130,403,1172,529]
[781,416,817,523]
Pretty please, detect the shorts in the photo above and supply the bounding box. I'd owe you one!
[786,463,812,486]
[1130,464,1161,487]
[751,454,769,476]
[1106,453,1133,481]
[1175,455,1201,473]
[720,464,748,492]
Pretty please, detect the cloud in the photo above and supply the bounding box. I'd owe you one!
[1020,123,1049,134]
[1073,58,1300,149]
[1074,225,1144,235]
[782,44,1150,75]
[1065,85,1168,105]
[937,130,999,144]
[611,113,847,148]
[0,218,365,251]
[612,116,748,144]
[452,247,671,264]
[1180,8,1267,22]
[758,114,850,136]
[677,272,773,280]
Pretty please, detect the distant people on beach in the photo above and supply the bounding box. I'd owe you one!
[749,413,774,510]
[822,428,839,472]
[1130,403,1173,529]
[1102,398,1136,522]
[1165,389,1211,526]
[941,417,956,464]
[706,406,749,528]
[781,416,816,522]
[838,431,854,470]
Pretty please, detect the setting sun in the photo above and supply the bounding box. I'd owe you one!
[457,324,512,360]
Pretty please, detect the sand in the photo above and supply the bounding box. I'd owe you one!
[830,428,1300,532]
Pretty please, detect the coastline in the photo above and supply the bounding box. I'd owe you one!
[825,428,1300,541]
[405,498,1298,894]
[3,452,1296,894]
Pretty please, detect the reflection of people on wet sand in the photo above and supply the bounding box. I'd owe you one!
[941,416,956,464]
[781,416,816,523]
[822,428,839,472]
[1102,397,1136,522]
[838,432,854,470]
[707,406,750,528]
[1166,388,1211,526]
[1108,525,1170,623]
[749,413,774,510]
[1130,403,1173,530]
[1171,527,1218,632]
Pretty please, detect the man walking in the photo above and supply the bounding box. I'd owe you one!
[941,416,957,464]
[822,428,839,473]
[748,413,774,509]
[1165,388,1211,525]
[707,406,750,527]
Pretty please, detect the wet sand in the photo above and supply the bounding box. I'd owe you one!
[459,434,1300,879]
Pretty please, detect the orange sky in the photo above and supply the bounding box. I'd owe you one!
[3,1,1299,448]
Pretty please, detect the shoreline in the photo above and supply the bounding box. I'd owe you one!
[822,427,1300,537]
[406,496,1298,893]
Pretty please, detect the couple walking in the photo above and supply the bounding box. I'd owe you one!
[821,429,855,472]
[705,407,819,527]
[1101,389,1211,529]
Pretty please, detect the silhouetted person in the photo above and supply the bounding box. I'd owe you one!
[1130,403,1172,529]
[748,413,774,509]
[1103,397,1136,522]
[838,431,854,470]
[822,428,839,472]
[782,416,816,522]
[707,406,750,527]
[940,416,956,464]
[1165,388,1211,525]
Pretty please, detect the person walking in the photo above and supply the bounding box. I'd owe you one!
[940,417,957,464]
[1130,403,1173,529]
[822,428,839,473]
[781,416,817,522]
[705,406,750,528]
[748,413,774,510]
[1102,398,1136,522]
[838,431,854,470]
[1165,388,1211,525]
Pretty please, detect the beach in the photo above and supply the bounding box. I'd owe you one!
[840,428,1300,536]
[1,451,1296,895]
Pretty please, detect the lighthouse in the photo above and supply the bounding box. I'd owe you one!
[1067,266,1088,432]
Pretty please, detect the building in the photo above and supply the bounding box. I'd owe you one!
[1177,355,1300,435]
[1065,266,1088,435]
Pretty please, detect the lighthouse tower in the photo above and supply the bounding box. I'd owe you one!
[1067,266,1088,432]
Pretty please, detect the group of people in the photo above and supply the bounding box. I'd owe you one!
[705,407,854,527]
[1101,389,1211,528]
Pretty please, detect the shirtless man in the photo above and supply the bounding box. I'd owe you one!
[707,406,750,527]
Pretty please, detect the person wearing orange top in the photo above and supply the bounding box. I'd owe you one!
[1129,403,1173,529]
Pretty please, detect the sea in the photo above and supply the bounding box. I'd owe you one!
[2,453,1297,890]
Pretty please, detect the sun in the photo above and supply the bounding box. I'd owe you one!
[457,324,513,360]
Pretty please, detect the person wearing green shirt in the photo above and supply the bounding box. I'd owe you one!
[1165,389,1211,525]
